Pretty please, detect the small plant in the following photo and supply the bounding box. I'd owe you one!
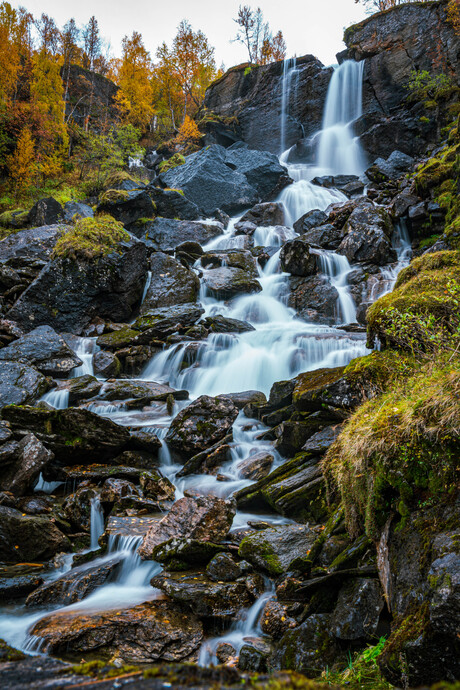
[407,70,457,103]
[158,153,186,174]
[52,214,130,261]
[322,638,391,689]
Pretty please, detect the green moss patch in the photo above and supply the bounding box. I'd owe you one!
[98,189,130,204]
[159,153,186,174]
[53,214,130,261]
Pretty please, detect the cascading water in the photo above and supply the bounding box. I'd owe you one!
[312,249,357,323]
[90,496,104,551]
[370,220,412,300]
[314,60,366,176]
[280,57,300,154]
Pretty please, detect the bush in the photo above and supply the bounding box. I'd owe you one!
[158,153,186,174]
[407,70,458,103]
[52,215,130,261]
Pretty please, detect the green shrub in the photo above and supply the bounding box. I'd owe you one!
[53,214,130,261]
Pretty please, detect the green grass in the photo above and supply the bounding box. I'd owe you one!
[321,638,392,690]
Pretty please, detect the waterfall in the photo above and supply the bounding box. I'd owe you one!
[315,60,366,176]
[312,249,357,324]
[90,496,104,551]
[71,336,99,378]
[280,57,300,154]
[41,388,70,410]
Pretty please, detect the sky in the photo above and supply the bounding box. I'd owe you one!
[14,0,368,69]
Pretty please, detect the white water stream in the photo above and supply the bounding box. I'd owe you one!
[0,58,412,662]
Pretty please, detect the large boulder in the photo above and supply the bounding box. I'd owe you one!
[1,405,130,463]
[97,189,155,227]
[0,361,48,407]
[337,202,395,266]
[27,197,63,227]
[288,275,339,324]
[224,143,289,200]
[0,325,81,377]
[202,266,262,299]
[280,237,317,276]
[0,506,70,562]
[237,202,285,228]
[138,494,235,560]
[0,225,62,265]
[238,524,319,576]
[134,303,205,339]
[133,217,224,251]
[329,578,385,640]
[30,600,203,662]
[0,434,53,497]
[366,150,415,182]
[147,186,202,220]
[7,237,147,334]
[141,252,200,311]
[165,395,239,458]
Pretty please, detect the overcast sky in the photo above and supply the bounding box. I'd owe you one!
[15,0,368,68]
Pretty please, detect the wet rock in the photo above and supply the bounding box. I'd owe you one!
[0,571,44,601]
[0,434,53,497]
[62,201,94,223]
[274,415,330,457]
[30,599,203,662]
[178,441,232,477]
[17,496,53,515]
[279,236,317,276]
[99,379,188,403]
[25,560,119,607]
[129,429,162,454]
[64,375,102,405]
[201,248,259,274]
[100,477,141,504]
[260,600,296,639]
[300,224,343,250]
[293,366,366,414]
[220,391,266,410]
[7,238,147,335]
[92,350,122,378]
[139,470,176,502]
[270,613,339,676]
[166,395,239,458]
[238,639,271,672]
[152,538,229,570]
[51,464,144,484]
[97,189,155,227]
[302,425,342,454]
[63,483,99,531]
[206,553,244,582]
[0,506,70,562]
[238,524,319,576]
[237,451,274,480]
[293,209,328,234]
[0,361,48,407]
[141,253,200,310]
[237,202,285,228]
[147,186,202,220]
[0,225,61,266]
[387,189,421,219]
[224,143,289,201]
[216,642,237,664]
[203,266,262,299]
[2,405,130,463]
[135,217,224,251]
[0,325,81,377]
[151,572,257,618]
[366,150,414,182]
[329,578,384,640]
[138,494,236,560]
[27,197,63,227]
[337,202,395,265]
[134,304,205,339]
[288,275,339,324]
[203,315,255,334]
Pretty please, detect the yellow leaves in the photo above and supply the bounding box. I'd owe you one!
[176,115,202,146]
[7,127,35,192]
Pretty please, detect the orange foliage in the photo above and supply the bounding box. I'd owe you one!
[176,115,202,146]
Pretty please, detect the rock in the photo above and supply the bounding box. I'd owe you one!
[97,189,155,227]
[1,405,130,463]
[151,572,257,618]
[0,506,70,562]
[159,145,258,216]
[366,150,415,182]
[64,375,102,404]
[139,470,175,502]
[238,202,285,228]
[300,224,343,250]
[0,362,48,407]
[293,366,366,414]
[7,238,148,335]
[387,189,422,219]
[25,560,119,607]
[337,202,395,265]
[329,578,384,640]
[138,494,235,559]
[206,553,244,582]
[141,252,200,310]
[30,600,203,662]
[0,570,44,601]
[203,315,255,334]
[270,613,338,675]
[146,186,202,220]
[134,304,205,339]
[260,600,296,639]
[27,197,63,227]
[0,325,81,377]
[203,266,262,299]
[280,237,317,276]
[219,391,266,410]
[100,477,141,504]
[224,144,289,200]
[293,209,328,234]
[92,350,121,378]
[165,395,239,458]
[128,429,162,454]
[237,452,274,480]
[133,217,224,251]
[288,275,339,324]
[302,425,342,454]
[62,201,94,223]
[238,639,271,672]
[63,483,99,530]
[99,379,188,403]
[177,440,232,477]
[152,538,229,570]
[0,226,62,267]
[238,524,319,576]
[0,434,53,497]
[216,642,237,664]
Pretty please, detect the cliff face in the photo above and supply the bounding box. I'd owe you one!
[203,0,459,160]
[62,65,119,129]
[203,56,332,154]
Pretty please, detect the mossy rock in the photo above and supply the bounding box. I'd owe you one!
[238,524,319,576]
[159,153,186,174]
[96,327,141,350]
[52,215,130,261]
[99,189,130,204]
[0,638,26,661]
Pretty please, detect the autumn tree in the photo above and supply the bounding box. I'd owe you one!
[7,125,35,191]
[82,16,101,70]
[233,6,286,64]
[0,2,21,105]
[35,13,60,56]
[115,31,154,130]
[156,20,216,123]
[447,0,460,34]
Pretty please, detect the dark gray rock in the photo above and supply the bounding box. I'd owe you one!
[206,553,244,582]
[280,237,317,276]
[92,350,121,378]
[288,275,339,324]
[203,315,255,334]
[0,361,48,408]
[366,150,415,182]
[0,325,81,377]
[27,198,63,227]
[330,578,385,640]
[147,186,201,220]
[133,217,224,251]
[237,202,285,228]
[0,506,70,563]
[26,560,119,607]
[0,225,62,265]
[97,190,155,227]
[293,209,328,235]
[238,524,319,576]
[62,202,94,223]
[141,252,200,311]
[202,266,262,299]
[224,144,288,201]
[134,304,205,339]
[337,202,395,265]
[0,434,53,497]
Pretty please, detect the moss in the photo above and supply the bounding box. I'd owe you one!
[413,142,460,196]
[164,187,184,196]
[0,638,26,661]
[324,362,460,538]
[52,214,130,261]
[104,170,136,188]
[379,603,429,676]
[419,116,430,124]
[344,351,416,393]
[98,189,130,204]
[159,153,186,174]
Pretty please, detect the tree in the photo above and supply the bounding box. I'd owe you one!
[7,125,35,191]
[175,114,202,148]
[354,0,411,12]
[156,20,216,123]
[0,2,21,105]
[447,0,460,34]
[233,5,286,65]
[82,16,101,71]
[115,31,154,130]
[61,18,82,105]
[35,13,60,56]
